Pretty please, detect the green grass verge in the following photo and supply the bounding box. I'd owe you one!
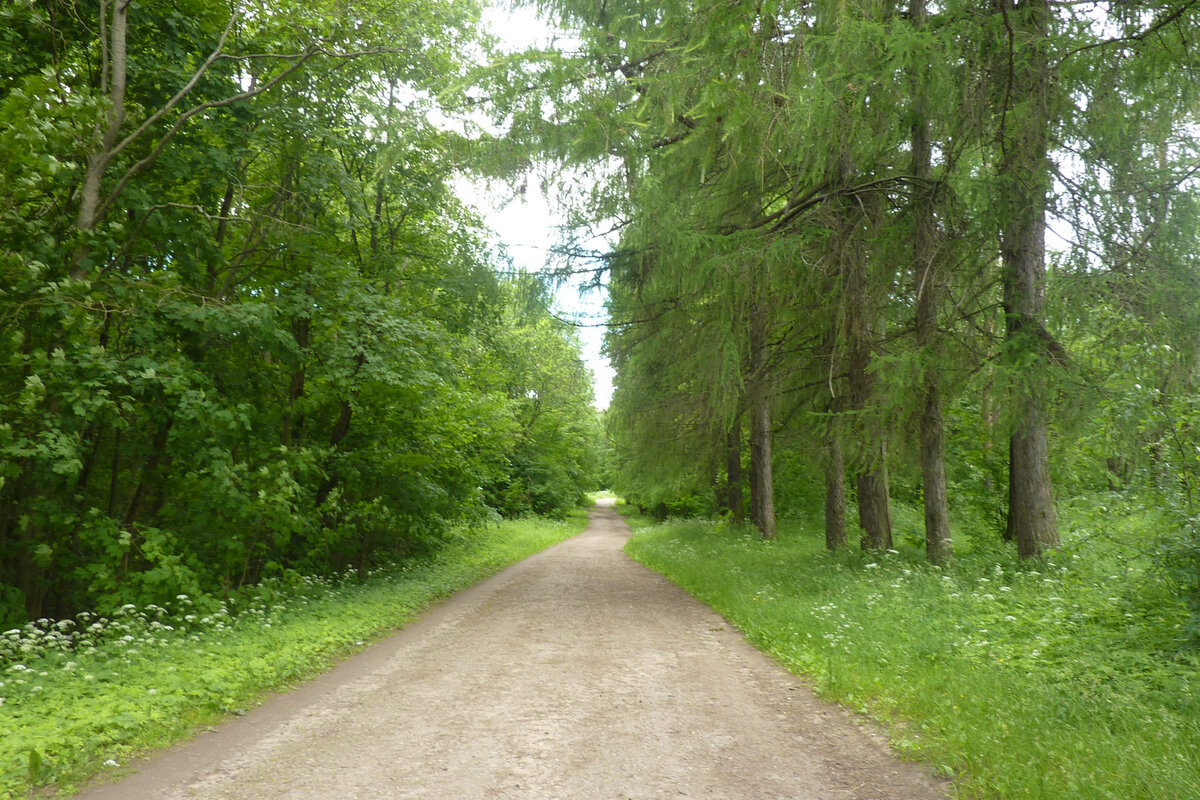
[612,499,661,532]
[623,506,1200,800]
[0,514,586,798]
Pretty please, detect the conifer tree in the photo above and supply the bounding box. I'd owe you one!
[990,0,1060,557]
[910,0,952,564]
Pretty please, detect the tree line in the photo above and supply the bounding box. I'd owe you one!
[501,0,1200,581]
[0,0,601,623]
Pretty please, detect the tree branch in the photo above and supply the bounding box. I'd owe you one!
[104,13,237,166]
[96,43,321,222]
[1057,1,1200,63]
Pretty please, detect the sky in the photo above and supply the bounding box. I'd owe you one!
[457,3,616,410]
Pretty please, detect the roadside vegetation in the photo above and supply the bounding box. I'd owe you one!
[6,2,1200,798]
[622,501,1200,800]
[556,4,1200,795]
[0,513,586,798]
[1,2,603,628]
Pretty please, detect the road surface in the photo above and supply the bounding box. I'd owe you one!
[78,500,948,800]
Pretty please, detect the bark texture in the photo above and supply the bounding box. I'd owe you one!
[845,245,892,551]
[727,428,745,525]
[825,433,847,552]
[748,306,776,540]
[911,0,952,565]
[73,0,129,279]
[749,400,776,540]
[997,0,1060,558]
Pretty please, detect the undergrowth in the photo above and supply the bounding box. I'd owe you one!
[0,512,586,798]
[623,499,1200,800]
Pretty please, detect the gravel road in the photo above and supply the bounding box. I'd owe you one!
[77,500,949,800]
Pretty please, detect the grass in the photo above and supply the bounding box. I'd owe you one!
[0,513,587,798]
[623,499,1200,800]
[613,498,660,532]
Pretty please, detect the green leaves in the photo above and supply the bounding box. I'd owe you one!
[0,0,601,625]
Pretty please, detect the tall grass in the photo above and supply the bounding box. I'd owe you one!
[0,513,586,798]
[624,501,1200,800]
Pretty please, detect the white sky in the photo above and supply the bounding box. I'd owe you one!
[459,178,615,409]
[460,2,615,410]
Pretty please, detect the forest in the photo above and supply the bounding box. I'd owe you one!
[501,0,1200,595]
[2,0,1200,797]
[0,0,602,624]
[527,3,1198,793]
[4,0,1196,629]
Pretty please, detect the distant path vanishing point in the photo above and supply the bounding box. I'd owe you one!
[78,500,948,800]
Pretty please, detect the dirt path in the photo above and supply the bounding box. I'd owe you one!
[78,501,949,800]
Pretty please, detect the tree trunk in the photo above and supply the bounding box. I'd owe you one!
[207,181,237,293]
[107,428,122,517]
[329,397,354,448]
[916,313,953,566]
[856,458,892,550]
[1007,394,1058,557]
[749,437,761,528]
[282,314,310,446]
[726,428,745,525]
[748,305,776,540]
[825,432,847,551]
[919,368,952,563]
[911,0,952,565]
[846,247,892,551]
[73,0,129,279]
[75,422,101,492]
[315,353,366,509]
[122,418,173,527]
[749,397,776,540]
[997,0,1060,558]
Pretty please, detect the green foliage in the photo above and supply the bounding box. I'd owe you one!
[0,514,585,796]
[478,278,602,518]
[515,0,1200,607]
[625,502,1200,800]
[0,0,603,624]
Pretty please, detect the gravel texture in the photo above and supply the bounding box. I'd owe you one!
[77,500,949,800]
